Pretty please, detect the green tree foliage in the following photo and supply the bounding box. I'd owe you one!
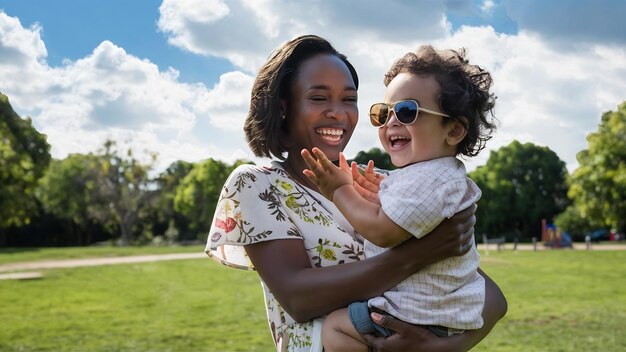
[554,205,598,240]
[469,141,569,240]
[97,141,157,245]
[174,158,251,238]
[351,147,395,170]
[37,141,156,245]
[37,153,107,245]
[565,102,626,233]
[0,93,51,228]
[147,160,194,241]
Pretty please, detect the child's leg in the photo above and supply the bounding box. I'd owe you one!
[322,308,369,352]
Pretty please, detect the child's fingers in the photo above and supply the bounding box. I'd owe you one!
[311,147,334,170]
[351,162,367,185]
[338,152,350,172]
[302,169,319,184]
[301,149,321,172]
[366,160,374,174]
[363,160,383,186]
[350,162,361,178]
[353,180,378,203]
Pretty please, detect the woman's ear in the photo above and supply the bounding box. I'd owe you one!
[446,120,467,146]
[279,99,293,148]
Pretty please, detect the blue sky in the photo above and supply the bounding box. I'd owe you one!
[0,0,235,84]
[1,0,625,172]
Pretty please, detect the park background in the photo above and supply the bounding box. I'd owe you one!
[1,0,625,351]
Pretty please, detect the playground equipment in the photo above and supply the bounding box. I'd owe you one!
[541,219,573,248]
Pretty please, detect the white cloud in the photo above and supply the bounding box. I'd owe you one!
[0,11,252,171]
[202,71,254,130]
[156,0,452,72]
[429,26,626,172]
[331,25,626,173]
[2,1,626,176]
[481,0,495,14]
[0,12,46,66]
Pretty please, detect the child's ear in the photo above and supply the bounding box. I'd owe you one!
[446,120,467,146]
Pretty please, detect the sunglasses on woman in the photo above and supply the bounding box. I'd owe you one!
[369,99,450,127]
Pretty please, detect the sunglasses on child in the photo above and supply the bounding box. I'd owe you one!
[369,99,450,127]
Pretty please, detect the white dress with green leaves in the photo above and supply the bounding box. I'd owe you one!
[205,161,365,352]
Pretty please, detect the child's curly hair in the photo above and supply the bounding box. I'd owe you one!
[384,45,497,157]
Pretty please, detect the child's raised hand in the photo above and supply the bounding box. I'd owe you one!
[351,160,384,205]
[301,148,353,201]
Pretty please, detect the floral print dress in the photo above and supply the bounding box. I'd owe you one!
[205,161,365,352]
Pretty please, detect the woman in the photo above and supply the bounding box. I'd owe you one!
[206,34,507,351]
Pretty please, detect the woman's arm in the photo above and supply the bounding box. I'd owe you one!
[244,204,477,323]
[361,267,508,351]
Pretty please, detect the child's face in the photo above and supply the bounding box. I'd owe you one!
[378,73,457,167]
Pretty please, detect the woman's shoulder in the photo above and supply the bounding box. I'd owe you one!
[224,161,287,191]
[231,162,284,176]
[226,162,278,181]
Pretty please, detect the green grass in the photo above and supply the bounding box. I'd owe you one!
[0,258,272,351]
[474,250,626,351]
[0,248,625,351]
[0,245,205,265]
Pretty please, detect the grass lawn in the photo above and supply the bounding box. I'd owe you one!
[0,248,625,351]
[0,257,272,351]
[475,250,626,351]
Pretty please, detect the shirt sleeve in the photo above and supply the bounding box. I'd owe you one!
[379,176,476,239]
[205,164,302,270]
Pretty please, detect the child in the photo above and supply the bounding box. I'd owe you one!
[301,45,497,351]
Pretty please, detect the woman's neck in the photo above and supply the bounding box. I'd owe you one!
[281,156,319,191]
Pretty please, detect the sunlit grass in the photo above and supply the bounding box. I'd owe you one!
[474,250,626,351]
[0,258,272,351]
[0,248,624,351]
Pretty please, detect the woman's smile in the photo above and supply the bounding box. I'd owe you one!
[315,127,344,144]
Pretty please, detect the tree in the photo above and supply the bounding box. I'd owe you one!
[37,142,156,246]
[566,102,626,233]
[554,205,598,241]
[37,153,108,245]
[469,141,569,240]
[174,158,251,238]
[0,93,51,229]
[96,141,157,245]
[147,160,194,241]
[351,147,395,170]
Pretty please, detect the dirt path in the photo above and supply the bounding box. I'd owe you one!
[1,243,624,280]
[0,252,207,274]
[478,243,626,251]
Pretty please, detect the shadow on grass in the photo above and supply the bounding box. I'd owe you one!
[0,247,43,255]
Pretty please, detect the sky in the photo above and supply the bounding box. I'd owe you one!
[1,0,625,173]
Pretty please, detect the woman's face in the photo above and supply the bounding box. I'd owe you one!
[285,54,358,161]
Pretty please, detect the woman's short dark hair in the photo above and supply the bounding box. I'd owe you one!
[244,35,359,160]
[384,45,497,157]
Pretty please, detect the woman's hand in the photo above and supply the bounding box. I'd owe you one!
[361,313,448,352]
[414,204,477,264]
